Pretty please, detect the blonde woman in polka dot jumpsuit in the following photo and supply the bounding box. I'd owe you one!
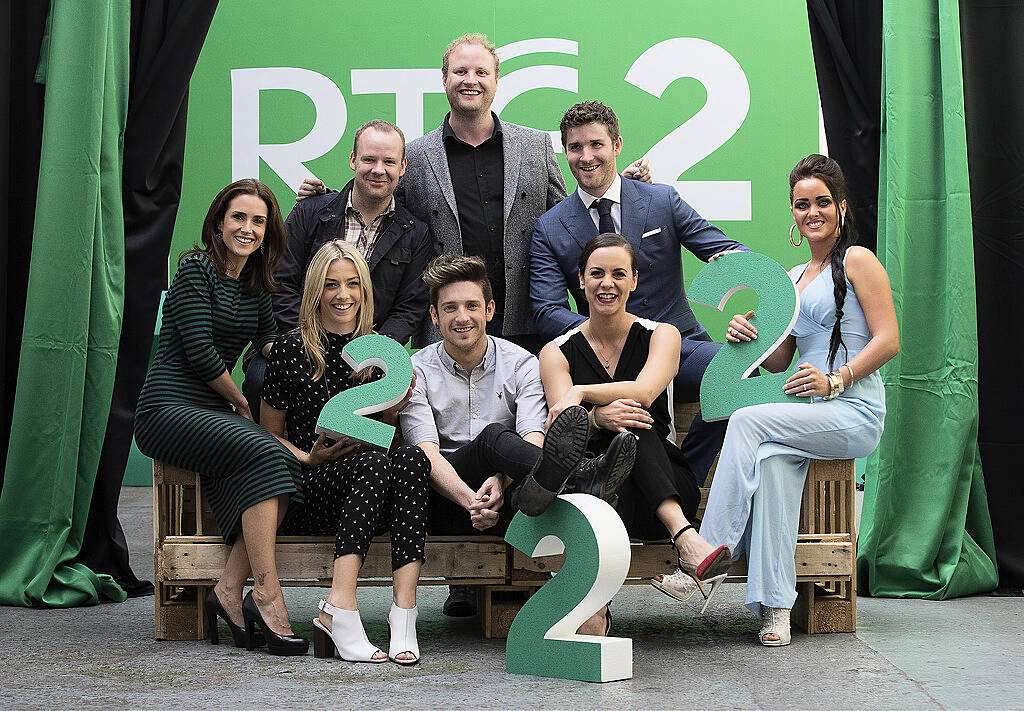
[262,240,430,665]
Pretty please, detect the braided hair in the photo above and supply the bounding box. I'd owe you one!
[789,154,857,370]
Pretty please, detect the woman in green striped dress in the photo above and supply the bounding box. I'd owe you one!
[136,179,307,655]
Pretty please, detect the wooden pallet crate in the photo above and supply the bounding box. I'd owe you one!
[153,402,857,640]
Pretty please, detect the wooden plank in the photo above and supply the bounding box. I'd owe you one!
[510,536,852,584]
[794,584,855,634]
[154,584,202,641]
[158,462,199,487]
[479,586,535,639]
[161,538,509,583]
[809,458,854,482]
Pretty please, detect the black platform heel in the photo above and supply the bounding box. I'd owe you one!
[241,591,309,656]
[204,587,265,648]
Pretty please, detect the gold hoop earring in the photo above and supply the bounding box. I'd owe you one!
[789,224,803,247]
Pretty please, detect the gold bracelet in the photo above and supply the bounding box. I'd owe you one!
[825,371,843,400]
[841,363,855,385]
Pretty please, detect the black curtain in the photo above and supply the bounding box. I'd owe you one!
[961,0,1024,589]
[73,0,219,596]
[805,0,882,253]
[1,5,49,487]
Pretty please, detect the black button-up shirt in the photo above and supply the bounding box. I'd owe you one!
[442,113,506,316]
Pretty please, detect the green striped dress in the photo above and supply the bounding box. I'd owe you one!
[136,253,302,543]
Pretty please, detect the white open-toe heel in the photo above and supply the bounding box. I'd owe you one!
[759,604,792,646]
[311,599,387,662]
[387,603,420,665]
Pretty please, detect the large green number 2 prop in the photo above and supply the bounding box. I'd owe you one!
[687,251,804,421]
[315,334,413,450]
[505,494,632,682]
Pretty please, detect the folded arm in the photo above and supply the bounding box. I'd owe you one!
[538,323,681,427]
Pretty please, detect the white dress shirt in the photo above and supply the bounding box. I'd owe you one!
[576,174,622,234]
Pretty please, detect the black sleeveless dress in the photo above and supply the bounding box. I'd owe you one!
[555,318,700,537]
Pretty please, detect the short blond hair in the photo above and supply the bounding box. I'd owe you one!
[442,33,500,77]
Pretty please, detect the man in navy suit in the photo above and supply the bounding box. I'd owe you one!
[530,101,749,484]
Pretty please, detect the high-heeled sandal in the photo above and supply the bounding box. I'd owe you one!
[241,591,309,656]
[649,525,732,613]
[205,587,265,648]
[387,603,420,665]
[312,599,387,663]
[759,605,791,646]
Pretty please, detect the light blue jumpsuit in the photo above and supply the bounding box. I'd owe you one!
[700,255,886,616]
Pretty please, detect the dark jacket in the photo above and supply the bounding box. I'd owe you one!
[274,180,435,344]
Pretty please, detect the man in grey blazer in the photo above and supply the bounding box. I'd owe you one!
[530,101,750,486]
[299,33,647,352]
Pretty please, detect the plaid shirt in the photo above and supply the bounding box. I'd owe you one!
[344,194,396,257]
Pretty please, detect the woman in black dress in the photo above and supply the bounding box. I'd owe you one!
[538,234,732,632]
[261,240,430,664]
[136,179,307,655]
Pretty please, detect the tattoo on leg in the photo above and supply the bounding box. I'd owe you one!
[257,572,267,586]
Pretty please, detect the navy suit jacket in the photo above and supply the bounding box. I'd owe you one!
[530,179,747,358]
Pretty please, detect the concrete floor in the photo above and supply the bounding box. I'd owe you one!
[0,486,1020,710]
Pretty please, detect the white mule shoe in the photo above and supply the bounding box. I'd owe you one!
[311,599,387,662]
[387,603,420,665]
[759,604,792,646]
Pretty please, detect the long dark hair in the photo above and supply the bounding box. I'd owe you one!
[789,154,857,369]
[180,178,286,292]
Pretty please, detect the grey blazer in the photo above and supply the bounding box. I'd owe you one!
[398,120,567,339]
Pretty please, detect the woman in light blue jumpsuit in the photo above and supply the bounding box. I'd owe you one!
[699,154,900,646]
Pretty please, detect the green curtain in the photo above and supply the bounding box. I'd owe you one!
[857,0,998,598]
[0,0,130,606]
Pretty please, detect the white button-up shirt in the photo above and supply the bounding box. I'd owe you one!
[576,174,622,233]
[400,336,548,454]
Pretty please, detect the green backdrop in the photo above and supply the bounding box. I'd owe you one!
[172,0,821,340]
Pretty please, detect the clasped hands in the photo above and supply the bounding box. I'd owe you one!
[726,310,827,399]
[468,474,506,530]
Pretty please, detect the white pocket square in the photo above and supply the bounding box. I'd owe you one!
[642,228,662,238]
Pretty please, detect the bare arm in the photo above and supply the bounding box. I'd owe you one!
[539,323,681,428]
[726,310,796,373]
[260,400,358,467]
[416,440,476,511]
[523,431,543,447]
[839,246,899,384]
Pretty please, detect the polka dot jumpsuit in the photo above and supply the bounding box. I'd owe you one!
[263,329,430,569]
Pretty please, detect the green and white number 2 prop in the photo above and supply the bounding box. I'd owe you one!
[315,334,413,450]
[505,494,632,682]
[687,251,804,421]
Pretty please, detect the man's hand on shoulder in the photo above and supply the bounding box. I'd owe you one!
[622,156,651,183]
[296,177,327,201]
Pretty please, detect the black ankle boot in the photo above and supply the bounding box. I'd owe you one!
[572,431,637,507]
[517,405,590,516]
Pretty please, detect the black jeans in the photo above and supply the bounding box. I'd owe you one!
[591,425,700,540]
[427,423,540,536]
